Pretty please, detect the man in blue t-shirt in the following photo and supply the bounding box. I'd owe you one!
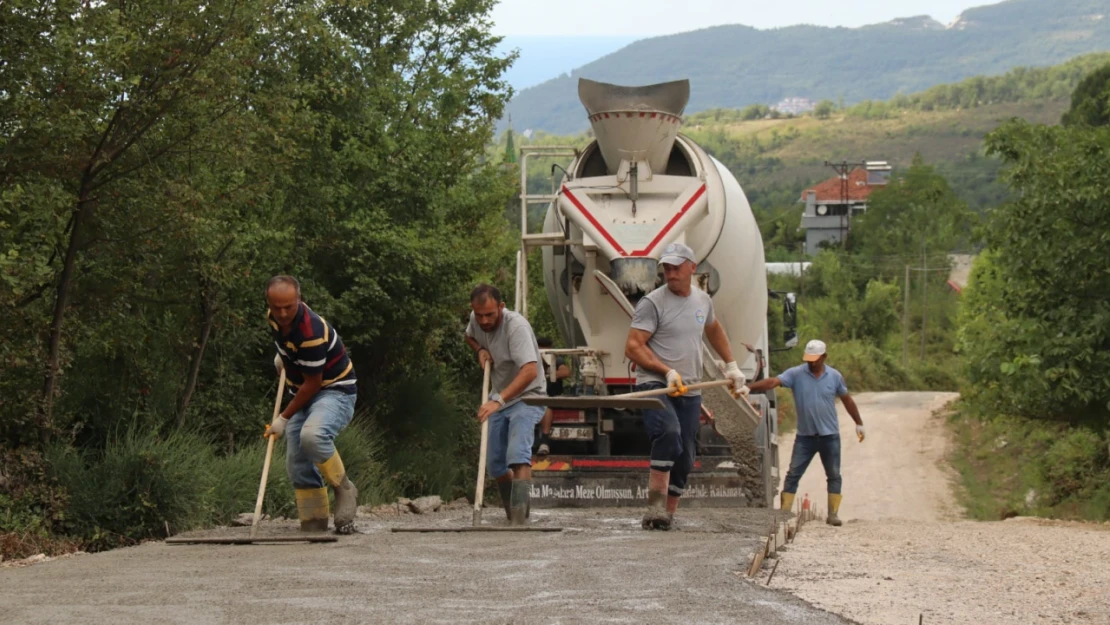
[747,339,864,526]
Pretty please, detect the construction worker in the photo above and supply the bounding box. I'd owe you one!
[625,243,748,530]
[465,284,546,525]
[746,339,864,527]
[535,336,571,457]
[264,276,359,534]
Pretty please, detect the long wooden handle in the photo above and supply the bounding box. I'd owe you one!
[251,369,287,538]
[472,362,492,527]
[617,379,732,399]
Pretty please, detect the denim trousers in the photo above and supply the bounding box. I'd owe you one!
[782,434,842,495]
[285,390,356,489]
[487,400,545,478]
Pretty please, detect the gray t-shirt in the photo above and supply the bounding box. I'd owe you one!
[466,309,546,407]
[630,285,716,395]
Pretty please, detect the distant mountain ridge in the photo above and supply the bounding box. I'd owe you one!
[504,0,1110,134]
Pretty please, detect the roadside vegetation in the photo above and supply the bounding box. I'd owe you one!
[0,1,517,559]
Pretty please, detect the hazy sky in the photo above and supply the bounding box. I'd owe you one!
[491,0,997,36]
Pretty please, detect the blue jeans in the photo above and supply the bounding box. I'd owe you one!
[783,434,842,495]
[487,400,545,478]
[637,383,703,497]
[285,390,357,489]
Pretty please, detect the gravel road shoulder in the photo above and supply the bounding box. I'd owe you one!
[770,391,1110,625]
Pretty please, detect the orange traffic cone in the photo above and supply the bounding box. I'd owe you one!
[801,493,810,511]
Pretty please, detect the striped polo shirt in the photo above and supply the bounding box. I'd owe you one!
[269,302,356,395]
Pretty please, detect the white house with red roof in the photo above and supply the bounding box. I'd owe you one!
[799,161,891,255]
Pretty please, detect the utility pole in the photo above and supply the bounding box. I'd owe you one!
[823,160,867,248]
[920,236,928,361]
[903,264,910,368]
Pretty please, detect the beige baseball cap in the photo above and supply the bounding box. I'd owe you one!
[802,339,827,362]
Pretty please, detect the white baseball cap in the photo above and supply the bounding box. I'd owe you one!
[803,339,827,362]
[658,242,697,266]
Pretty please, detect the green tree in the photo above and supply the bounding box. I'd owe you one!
[1062,63,1110,127]
[850,155,974,279]
[1,0,518,501]
[814,100,836,120]
[959,120,1110,424]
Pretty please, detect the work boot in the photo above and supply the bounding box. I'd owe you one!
[641,489,670,530]
[509,479,531,526]
[826,493,843,527]
[296,487,330,532]
[498,480,513,521]
[316,452,359,534]
[780,491,796,515]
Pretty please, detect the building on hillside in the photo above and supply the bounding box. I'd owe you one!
[799,161,891,255]
[772,97,814,116]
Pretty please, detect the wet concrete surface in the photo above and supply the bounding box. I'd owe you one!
[1,507,852,625]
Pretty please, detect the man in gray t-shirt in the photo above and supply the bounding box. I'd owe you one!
[625,242,749,531]
[464,284,546,525]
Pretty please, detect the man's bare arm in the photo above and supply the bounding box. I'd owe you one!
[466,335,492,369]
[279,372,323,420]
[499,362,538,404]
[703,319,735,364]
[625,328,670,376]
[840,393,863,426]
[746,377,782,393]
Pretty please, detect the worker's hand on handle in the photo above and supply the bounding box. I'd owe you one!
[264,415,288,440]
[856,424,865,443]
[724,361,747,399]
[477,348,493,371]
[273,353,284,374]
[665,369,688,397]
[477,398,503,423]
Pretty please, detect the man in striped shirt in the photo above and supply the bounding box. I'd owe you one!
[264,276,359,534]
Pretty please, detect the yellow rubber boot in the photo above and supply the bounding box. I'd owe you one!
[316,452,359,533]
[827,493,843,526]
[780,492,796,514]
[295,487,330,532]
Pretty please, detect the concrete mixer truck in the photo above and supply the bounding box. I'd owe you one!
[515,79,797,508]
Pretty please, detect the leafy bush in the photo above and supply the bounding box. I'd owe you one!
[950,407,1110,521]
[379,371,480,501]
[45,417,392,550]
[1039,428,1108,505]
[47,429,216,550]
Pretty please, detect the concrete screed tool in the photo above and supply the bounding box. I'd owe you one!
[392,361,562,533]
[522,379,733,411]
[167,368,336,545]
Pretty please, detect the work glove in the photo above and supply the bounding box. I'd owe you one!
[665,369,688,397]
[724,361,747,399]
[856,424,865,443]
[264,415,288,440]
[273,353,284,374]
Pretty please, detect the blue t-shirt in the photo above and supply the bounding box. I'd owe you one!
[778,364,849,436]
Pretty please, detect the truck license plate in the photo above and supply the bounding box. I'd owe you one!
[550,426,594,441]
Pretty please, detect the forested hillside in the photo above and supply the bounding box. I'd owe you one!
[504,0,1110,133]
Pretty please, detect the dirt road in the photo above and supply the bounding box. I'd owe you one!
[771,392,1110,625]
[1,508,851,625]
[778,392,962,521]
